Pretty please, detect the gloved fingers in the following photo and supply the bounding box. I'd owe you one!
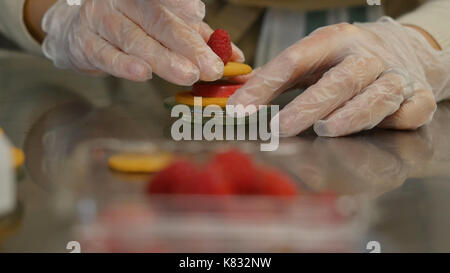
[314,72,408,137]
[197,22,245,63]
[42,35,70,69]
[227,23,358,109]
[82,31,152,82]
[41,0,80,35]
[272,55,384,137]
[369,130,433,175]
[296,69,328,89]
[378,89,437,130]
[95,11,200,85]
[158,0,206,23]
[226,68,261,84]
[115,2,223,81]
[322,137,408,197]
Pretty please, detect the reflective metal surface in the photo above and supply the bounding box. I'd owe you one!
[1,51,450,252]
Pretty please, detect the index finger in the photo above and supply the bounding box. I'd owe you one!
[116,1,223,81]
[159,0,206,23]
[276,55,384,136]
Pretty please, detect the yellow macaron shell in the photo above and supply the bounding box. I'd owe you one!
[12,148,25,169]
[223,62,252,77]
[109,153,174,173]
[175,91,228,108]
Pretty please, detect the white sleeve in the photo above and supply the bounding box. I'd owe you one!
[0,0,42,55]
[398,0,450,50]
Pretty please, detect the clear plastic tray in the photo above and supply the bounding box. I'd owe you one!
[55,139,373,253]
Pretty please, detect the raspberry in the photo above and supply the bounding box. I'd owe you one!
[211,149,259,194]
[207,29,232,64]
[148,160,232,196]
[173,163,232,195]
[147,160,196,194]
[148,150,300,198]
[192,82,243,98]
[255,167,299,197]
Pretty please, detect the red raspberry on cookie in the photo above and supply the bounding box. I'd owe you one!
[208,29,232,64]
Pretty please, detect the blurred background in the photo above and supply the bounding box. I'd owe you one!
[1,0,450,253]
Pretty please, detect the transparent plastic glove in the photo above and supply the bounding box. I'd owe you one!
[42,0,244,85]
[293,130,432,198]
[227,17,450,137]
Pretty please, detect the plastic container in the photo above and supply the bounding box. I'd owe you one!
[0,134,15,217]
[55,139,373,253]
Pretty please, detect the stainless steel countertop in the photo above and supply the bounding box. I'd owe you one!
[1,51,450,252]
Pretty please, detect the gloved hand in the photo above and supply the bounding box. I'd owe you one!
[42,0,244,85]
[227,17,450,137]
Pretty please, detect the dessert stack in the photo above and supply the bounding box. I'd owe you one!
[175,29,253,108]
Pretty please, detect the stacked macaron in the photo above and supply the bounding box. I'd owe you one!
[175,29,252,108]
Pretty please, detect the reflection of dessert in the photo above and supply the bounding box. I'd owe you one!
[0,129,25,170]
[174,30,252,108]
[0,202,24,249]
[108,153,174,173]
[12,147,25,170]
[147,149,299,197]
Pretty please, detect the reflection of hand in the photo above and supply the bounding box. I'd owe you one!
[289,130,433,197]
[228,17,450,137]
[42,0,244,85]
